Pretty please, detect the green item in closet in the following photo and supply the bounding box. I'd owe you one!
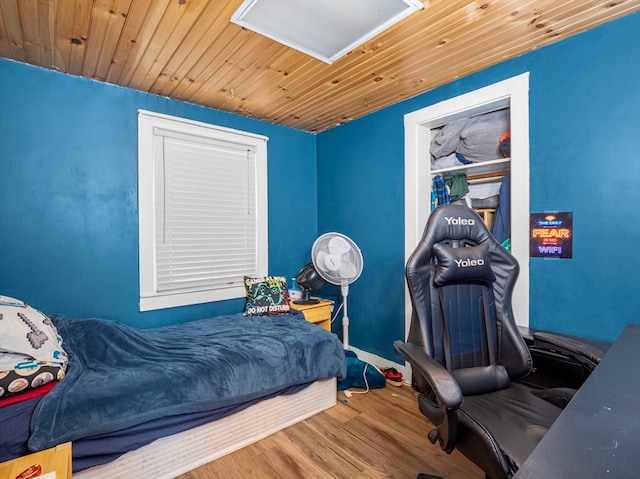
[501,238,511,252]
[442,172,469,202]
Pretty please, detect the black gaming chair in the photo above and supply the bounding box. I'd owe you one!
[395,205,598,479]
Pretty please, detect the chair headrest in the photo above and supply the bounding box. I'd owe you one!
[410,205,500,287]
[432,242,496,286]
[424,205,494,246]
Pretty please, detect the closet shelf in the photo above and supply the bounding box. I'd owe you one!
[431,157,510,177]
[468,170,508,182]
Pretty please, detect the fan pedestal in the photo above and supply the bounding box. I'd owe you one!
[341,283,350,349]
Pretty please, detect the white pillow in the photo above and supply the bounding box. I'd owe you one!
[0,296,68,368]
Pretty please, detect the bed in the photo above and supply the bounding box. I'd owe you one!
[0,308,346,477]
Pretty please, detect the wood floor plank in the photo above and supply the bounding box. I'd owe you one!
[177,384,484,479]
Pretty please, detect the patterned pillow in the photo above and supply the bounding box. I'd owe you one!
[0,353,66,398]
[0,296,69,398]
[243,276,290,316]
[0,296,68,366]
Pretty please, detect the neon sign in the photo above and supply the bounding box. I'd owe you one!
[530,212,573,258]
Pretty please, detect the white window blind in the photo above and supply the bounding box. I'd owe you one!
[138,111,268,311]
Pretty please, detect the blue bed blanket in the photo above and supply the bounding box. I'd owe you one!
[28,312,346,451]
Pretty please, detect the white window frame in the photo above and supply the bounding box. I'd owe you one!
[138,110,268,311]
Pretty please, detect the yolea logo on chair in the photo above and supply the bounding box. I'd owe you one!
[455,258,485,268]
[444,216,475,225]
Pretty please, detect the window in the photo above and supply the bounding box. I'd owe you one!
[138,110,268,311]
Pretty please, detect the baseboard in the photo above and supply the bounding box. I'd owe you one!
[349,345,411,385]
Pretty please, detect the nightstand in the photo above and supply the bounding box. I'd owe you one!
[0,442,72,479]
[289,298,334,331]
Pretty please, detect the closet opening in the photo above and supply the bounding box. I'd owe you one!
[429,105,511,242]
[404,73,530,338]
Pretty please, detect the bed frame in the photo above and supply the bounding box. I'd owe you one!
[74,377,336,478]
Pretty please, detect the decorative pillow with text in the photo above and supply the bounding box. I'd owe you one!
[243,276,290,316]
[432,243,496,287]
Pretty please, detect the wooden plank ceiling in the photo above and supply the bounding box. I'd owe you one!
[1,0,638,132]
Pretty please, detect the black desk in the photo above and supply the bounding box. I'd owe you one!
[514,323,640,479]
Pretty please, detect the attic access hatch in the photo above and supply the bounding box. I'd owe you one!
[230,0,423,64]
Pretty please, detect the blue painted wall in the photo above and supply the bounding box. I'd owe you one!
[317,11,640,354]
[0,59,318,328]
[2,12,639,350]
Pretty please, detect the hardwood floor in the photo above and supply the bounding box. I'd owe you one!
[177,384,484,479]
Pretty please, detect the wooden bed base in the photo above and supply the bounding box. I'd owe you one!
[74,378,337,478]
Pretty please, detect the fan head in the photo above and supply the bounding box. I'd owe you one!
[294,263,326,304]
[311,233,363,287]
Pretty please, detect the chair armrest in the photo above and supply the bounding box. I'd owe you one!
[394,340,462,453]
[393,340,462,410]
[532,331,604,369]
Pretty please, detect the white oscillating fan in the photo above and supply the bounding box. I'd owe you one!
[311,232,364,349]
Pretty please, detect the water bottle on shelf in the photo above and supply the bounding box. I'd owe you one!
[288,277,302,301]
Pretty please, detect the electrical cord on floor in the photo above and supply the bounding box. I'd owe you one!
[349,363,370,394]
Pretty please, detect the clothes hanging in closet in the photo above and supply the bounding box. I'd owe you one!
[491,173,510,244]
